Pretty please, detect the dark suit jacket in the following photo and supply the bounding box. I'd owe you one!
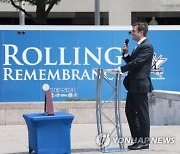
[121,39,154,93]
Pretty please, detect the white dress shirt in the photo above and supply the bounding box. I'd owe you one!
[124,37,146,57]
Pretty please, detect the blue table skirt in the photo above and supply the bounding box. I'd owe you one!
[23,112,74,154]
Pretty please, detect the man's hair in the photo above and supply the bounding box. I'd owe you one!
[132,22,148,37]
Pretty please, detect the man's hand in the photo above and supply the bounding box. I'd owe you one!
[122,44,128,55]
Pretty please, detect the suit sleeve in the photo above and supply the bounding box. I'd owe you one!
[121,44,153,73]
[122,54,132,63]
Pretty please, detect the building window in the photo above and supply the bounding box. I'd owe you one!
[132,12,180,25]
[0,12,109,25]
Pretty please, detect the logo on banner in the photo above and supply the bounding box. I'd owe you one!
[151,53,167,79]
[42,84,78,98]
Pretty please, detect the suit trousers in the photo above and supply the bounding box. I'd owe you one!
[125,92,150,144]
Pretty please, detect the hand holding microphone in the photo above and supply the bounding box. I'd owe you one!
[122,39,129,55]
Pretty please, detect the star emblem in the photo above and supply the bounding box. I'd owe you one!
[151,53,167,78]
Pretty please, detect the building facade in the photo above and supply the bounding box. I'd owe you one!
[0,0,180,25]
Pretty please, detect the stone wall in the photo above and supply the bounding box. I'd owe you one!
[149,90,180,125]
[1,90,180,126]
[0,101,127,125]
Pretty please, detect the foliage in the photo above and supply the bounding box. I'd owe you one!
[0,0,61,24]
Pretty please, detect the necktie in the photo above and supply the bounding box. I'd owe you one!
[131,45,138,57]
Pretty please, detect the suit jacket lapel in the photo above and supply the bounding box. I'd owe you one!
[131,39,147,58]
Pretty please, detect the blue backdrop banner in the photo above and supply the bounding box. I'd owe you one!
[0,26,178,102]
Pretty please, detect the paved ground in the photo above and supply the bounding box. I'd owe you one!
[0,123,179,154]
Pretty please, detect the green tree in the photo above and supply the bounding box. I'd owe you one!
[0,0,61,24]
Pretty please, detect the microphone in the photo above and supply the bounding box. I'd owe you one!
[125,39,129,46]
[123,39,129,55]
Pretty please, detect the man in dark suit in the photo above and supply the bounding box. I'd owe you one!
[120,22,154,150]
